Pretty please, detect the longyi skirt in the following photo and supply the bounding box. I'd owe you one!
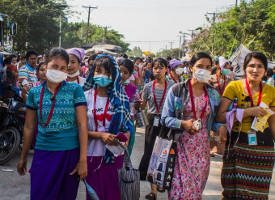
[221,130,275,200]
[30,148,80,200]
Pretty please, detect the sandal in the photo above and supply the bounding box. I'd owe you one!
[157,187,165,193]
[145,192,156,200]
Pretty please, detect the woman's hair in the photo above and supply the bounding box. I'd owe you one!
[37,62,46,72]
[190,52,212,68]
[152,58,168,68]
[118,58,134,74]
[92,56,115,79]
[45,47,69,65]
[88,54,97,63]
[134,57,142,63]
[243,52,267,71]
[266,68,273,77]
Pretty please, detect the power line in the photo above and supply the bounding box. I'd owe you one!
[83,5,98,43]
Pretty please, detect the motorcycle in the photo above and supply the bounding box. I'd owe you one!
[0,82,26,164]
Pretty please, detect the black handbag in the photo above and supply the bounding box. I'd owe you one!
[118,144,140,200]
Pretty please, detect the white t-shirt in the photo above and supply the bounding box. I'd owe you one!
[69,76,86,86]
[85,89,114,156]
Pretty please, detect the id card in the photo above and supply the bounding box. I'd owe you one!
[247,130,257,146]
[193,119,202,130]
[153,116,160,127]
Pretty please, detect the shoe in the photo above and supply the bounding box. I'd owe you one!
[157,187,165,193]
[145,192,156,200]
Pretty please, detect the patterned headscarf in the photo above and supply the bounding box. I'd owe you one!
[83,54,133,163]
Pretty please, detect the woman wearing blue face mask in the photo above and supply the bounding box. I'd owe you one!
[83,54,133,200]
[17,48,88,200]
[209,56,233,156]
[161,52,227,200]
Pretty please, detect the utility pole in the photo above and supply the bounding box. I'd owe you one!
[207,12,219,24]
[103,26,111,43]
[83,5,98,44]
[188,29,196,39]
[59,14,62,47]
[81,20,84,40]
[235,0,238,7]
[168,42,174,49]
[178,35,182,59]
[179,32,190,56]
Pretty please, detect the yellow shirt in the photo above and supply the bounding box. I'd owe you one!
[223,80,275,133]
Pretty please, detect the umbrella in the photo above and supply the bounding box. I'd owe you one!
[142,51,155,57]
[82,179,100,200]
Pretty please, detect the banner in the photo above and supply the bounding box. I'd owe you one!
[229,44,251,77]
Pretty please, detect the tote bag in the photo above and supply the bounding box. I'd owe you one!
[147,126,177,190]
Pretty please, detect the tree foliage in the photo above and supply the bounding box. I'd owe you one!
[126,46,143,57]
[188,0,275,60]
[156,48,182,59]
[0,0,129,53]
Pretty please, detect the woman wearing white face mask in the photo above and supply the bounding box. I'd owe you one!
[17,48,88,200]
[66,48,86,86]
[166,59,186,84]
[161,52,227,200]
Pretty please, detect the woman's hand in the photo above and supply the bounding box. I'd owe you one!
[134,101,142,110]
[217,125,227,144]
[17,158,27,176]
[247,106,267,118]
[181,119,199,135]
[101,132,118,146]
[70,160,87,180]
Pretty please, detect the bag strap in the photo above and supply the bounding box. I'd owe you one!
[117,142,133,169]
[159,125,171,138]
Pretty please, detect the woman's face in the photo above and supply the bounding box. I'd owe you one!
[11,57,17,64]
[147,63,152,71]
[46,57,67,73]
[245,58,265,81]
[119,65,131,83]
[223,63,231,69]
[94,65,112,79]
[191,58,212,74]
[38,64,47,81]
[153,62,166,79]
[68,54,80,75]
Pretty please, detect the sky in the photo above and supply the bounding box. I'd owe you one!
[67,0,236,53]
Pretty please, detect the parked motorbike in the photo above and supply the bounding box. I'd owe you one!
[0,82,26,164]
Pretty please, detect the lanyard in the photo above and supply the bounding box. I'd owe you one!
[170,73,180,83]
[188,82,209,120]
[39,82,62,127]
[66,76,79,84]
[152,80,167,115]
[216,74,226,96]
[93,88,110,131]
[245,78,262,107]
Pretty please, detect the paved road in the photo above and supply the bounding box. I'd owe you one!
[0,127,274,200]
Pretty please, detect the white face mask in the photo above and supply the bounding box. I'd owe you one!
[193,68,211,83]
[175,67,185,75]
[67,70,80,78]
[46,69,67,83]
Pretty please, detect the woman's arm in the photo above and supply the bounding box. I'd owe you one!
[268,107,275,141]
[75,106,88,162]
[17,109,37,175]
[216,98,268,123]
[70,105,88,180]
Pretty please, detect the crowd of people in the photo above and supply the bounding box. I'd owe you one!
[1,47,275,200]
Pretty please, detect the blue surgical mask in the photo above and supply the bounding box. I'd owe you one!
[122,79,129,85]
[222,69,230,75]
[93,75,112,87]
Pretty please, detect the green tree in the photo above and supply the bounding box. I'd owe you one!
[126,46,143,57]
[0,0,68,54]
[188,0,275,59]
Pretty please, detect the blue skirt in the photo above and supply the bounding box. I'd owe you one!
[30,148,80,200]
